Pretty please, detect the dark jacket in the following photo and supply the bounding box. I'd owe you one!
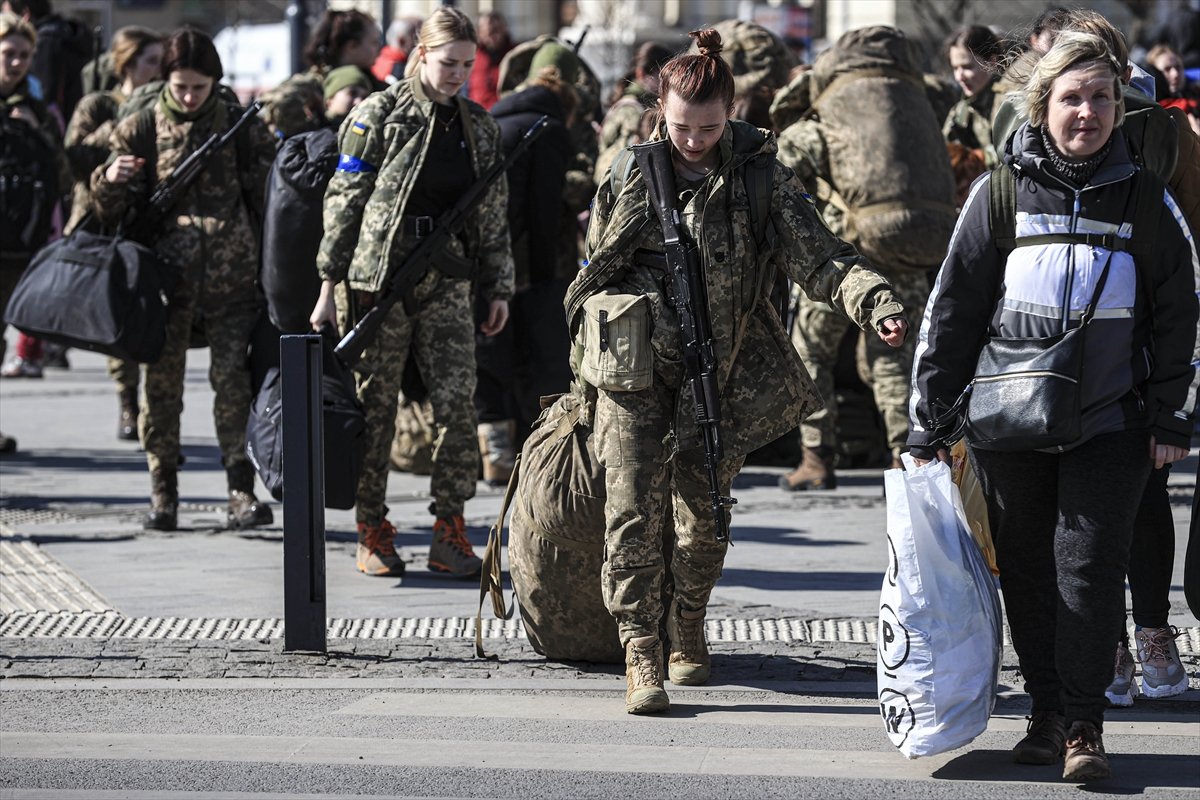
[490,86,571,286]
[908,123,1200,459]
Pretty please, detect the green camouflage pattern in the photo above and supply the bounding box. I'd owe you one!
[260,72,325,140]
[692,20,797,96]
[334,268,480,524]
[107,356,138,395]
[943,84,999,168]
[572,120,903,459]
[90,98,275,480]
[316,76,514,299]
[791,268,928,450]
[595,91,649,184]
[63,89,121,233]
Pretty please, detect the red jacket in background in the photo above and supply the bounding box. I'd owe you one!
[468,40,514,110]
[372,46,408,84]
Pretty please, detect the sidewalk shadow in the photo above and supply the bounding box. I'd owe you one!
[724,526,862,547]
[717,567,882,591]
[933,749,1200,792]
[0,444,223,473]
[668,702,881,719]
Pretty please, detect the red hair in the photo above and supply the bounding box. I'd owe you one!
[658,29,734,110]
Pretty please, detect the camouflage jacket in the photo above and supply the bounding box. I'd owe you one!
[942,84,998,167]
[90,92,275,305]
[316,76,514,300]
[63,89,122,232]
[570,121,904,457]
[595,88,648,184]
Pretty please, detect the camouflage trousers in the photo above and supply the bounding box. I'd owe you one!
[791,269,929,451]
[108,357,139,395]
[595,379,744,645]
[140,295,260,481]
[337,271,479,524]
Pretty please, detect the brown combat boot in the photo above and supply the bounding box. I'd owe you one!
[625,635,670,714]
[144,468,178,531]
[428,515,482,577]
[1062,721,1110,782]
[356,519,406,577]
[226,462,273,529]
[477,420,516,487]
[667,600,710,685]
[779,445,837,491]
[117,388,138,441]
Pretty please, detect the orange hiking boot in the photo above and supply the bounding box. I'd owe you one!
[356,519,405,577]
[428,514,482,578]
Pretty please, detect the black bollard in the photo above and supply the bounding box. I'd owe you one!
[281,334,327,653]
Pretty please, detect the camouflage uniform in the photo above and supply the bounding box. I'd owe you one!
[776,97,931,454]
[64,89,139,398]
[942,83,999,168]
[260,72,325,141]
[569,122,904,643]
[595,87,650,184]
[91,89,275,483]
[317,77,514,524]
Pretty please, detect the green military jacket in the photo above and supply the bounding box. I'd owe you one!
[316,76,514,300]
[570,121,904,457]
[91,91,275,306]
[943,84,999,167]
[64,89,122,233]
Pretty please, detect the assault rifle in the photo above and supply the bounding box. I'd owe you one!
[334,115,550,367]
[124,100,263,243]
[632,141,737,544]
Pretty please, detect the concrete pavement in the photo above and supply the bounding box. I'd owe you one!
[1,344,1197,798]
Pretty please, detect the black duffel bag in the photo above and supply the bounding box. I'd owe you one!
[3,230,177,363]
[245,329,366,510]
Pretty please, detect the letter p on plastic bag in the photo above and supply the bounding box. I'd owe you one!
[877,453,1002,758]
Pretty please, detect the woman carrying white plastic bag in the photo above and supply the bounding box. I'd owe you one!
[879,453,1002,759]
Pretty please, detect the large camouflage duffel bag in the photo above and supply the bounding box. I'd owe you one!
[477,388,623,663]
[801,26,956,271]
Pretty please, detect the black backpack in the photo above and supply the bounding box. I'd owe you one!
[32,14,93,121]
[0,115,58,259]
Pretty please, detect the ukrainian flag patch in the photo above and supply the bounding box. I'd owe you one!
[350,121,368,136]
[337,154,376,173]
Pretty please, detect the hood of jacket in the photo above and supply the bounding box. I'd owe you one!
[490,84,564,122]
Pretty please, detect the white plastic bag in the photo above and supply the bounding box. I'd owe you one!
[877,453,1003,758]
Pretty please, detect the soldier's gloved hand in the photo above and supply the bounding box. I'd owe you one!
[479,299,509,337]
[878,316,908,348]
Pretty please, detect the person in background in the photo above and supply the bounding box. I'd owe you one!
[1146,44,1199,135]
[309,6,513,580]
[0,10,63,448]
[0,0,91,124]
[322,63,372,129]
[61,25,163,442]
[372,16,418,85]
[595,41,673,181]
[90,27,276,532]
[303,8,384,90]
[942,25,1003,169]
[909,32,1198,782]
[467,11,512,110]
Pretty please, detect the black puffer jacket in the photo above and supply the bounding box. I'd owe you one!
[909,123,1199,459]
[261,126,338,333]
[490,86,572,285]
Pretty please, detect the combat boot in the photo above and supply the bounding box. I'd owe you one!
[226,462,273,529]
[625,635,670,714]
[477,419,516,487]
[143,468,178,531]
[779,445,837,491]
[356,519,405,577]
[428,514,482,577]
[667,599,711,685]
[117,388,138,441]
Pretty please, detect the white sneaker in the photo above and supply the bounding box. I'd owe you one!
[1,357,43,378]
[1135,626,1189,699]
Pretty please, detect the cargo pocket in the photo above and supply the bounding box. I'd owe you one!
[580,290,652,392]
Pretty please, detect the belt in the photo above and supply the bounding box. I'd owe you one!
[402,215,435,238]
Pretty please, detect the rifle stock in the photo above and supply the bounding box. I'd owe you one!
[632,141,737,544]
[334,115,549,366]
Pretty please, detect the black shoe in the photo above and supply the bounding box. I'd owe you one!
[1013,710,1067,764]
[42,345,70,369]
[227,491,273,529]
[143,504,178,531]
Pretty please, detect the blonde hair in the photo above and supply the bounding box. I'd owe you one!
[0,12,37,47]
[404,6,476,79]
[111,26,163,80]
[1018,31,1125,129]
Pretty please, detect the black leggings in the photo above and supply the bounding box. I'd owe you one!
[1129,463,1174,629]
[971,429,1151,729]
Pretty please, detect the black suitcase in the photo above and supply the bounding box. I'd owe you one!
[245,330,366,510]
[3,230,177,363]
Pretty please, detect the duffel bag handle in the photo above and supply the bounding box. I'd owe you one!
[475,453,521,660]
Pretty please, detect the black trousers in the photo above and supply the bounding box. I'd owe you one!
[971,429,1151,729]
[1129,463,1175,629]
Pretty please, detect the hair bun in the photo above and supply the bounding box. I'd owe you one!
[690,28,723,57]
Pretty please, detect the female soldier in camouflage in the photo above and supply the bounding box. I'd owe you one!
[569,29,908,714]
[91,28,276,532]
[64,25,163,442]
[309,6,513,580]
